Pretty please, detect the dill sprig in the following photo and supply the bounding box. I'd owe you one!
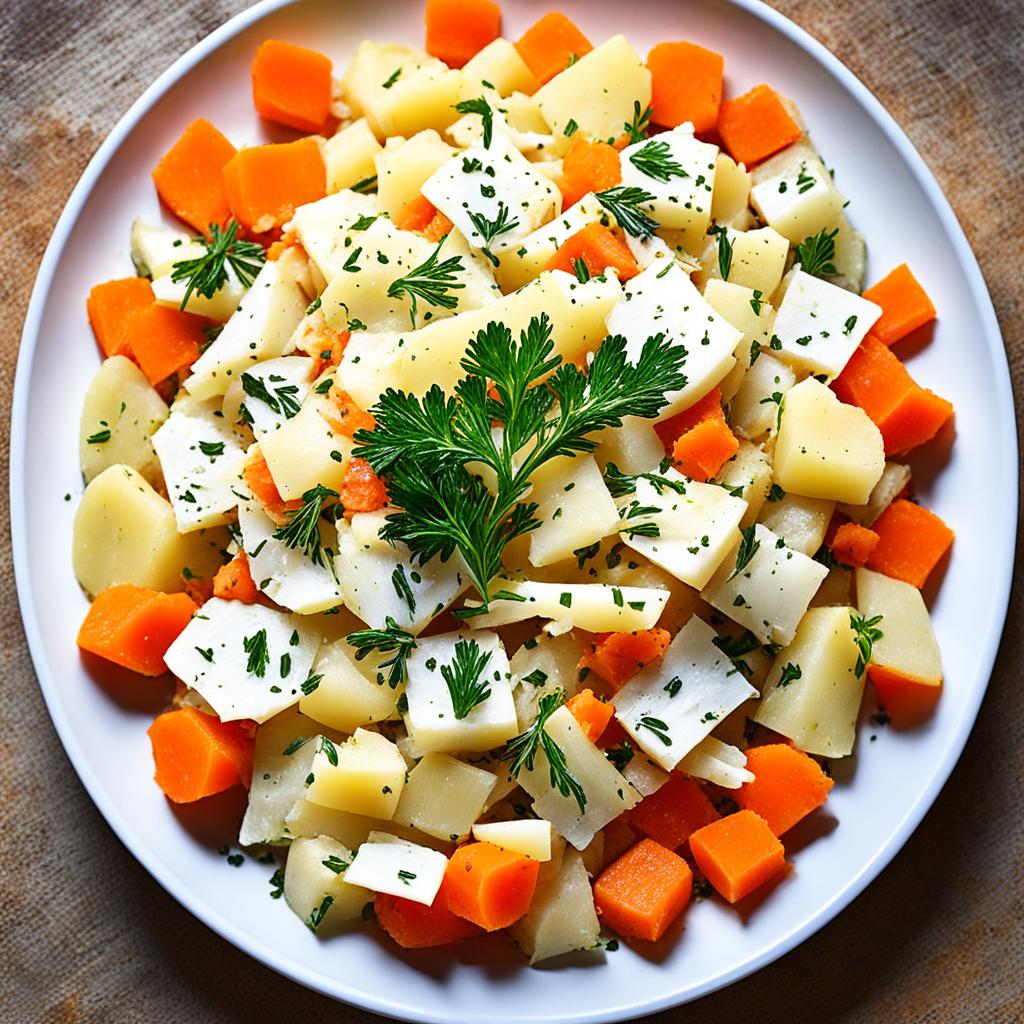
[441,638,493,719]
[850,612,884,677]
[272,485,338,568]
[387,238,465,328]
[454,97,494,148]
[353,315,686,604]
[170,219,265,309]
[468,202,520,266]
[628,139,688,183]
[623,101,652,145]
[795,227,839,278]
[346,617,417,689]
[728,525,761,580]
[499,690,587,814]
[242,628,270,678]
[595,186,659,240]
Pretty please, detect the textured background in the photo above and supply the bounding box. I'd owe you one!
[2,1,1022,1021]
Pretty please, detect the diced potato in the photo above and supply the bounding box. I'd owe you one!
[810,566,853,608]
[151,265,246,321]
[621,754,670,797]
[702,278,777,403]
[259,394,353,499]
[855,568,942,686]
[757,492,834,557]
[678,735,754,788]
[591,416,664,477]
[727,351,796,441]
[837,461,911,526]
[711,153,753,229]
[344,832,449,905]
[528,455,619,567]
[773,377,885,504]
[716,441,773,527]
[614,616,756,769]
[375,129,457,219]
[547,269,623,349]
[508,848,599,963]
[129,217,190,278]
[164,598,321,722]
[287,190,379,283]
[463,38,539,96]
[403,631,519,754]
[299,639,401,732]
[702,523,828,645]
[324,119,382,194]
[341,42,429,130]
[284,835,372,933]
[305,728,406,818]
[751,151,845,244]
[79,356,168,485]
[534,35,651,144]
[519,706,641,849]
[72,465,225,595]
[697,226,789,297]
[283,798,451,851]
[754,605,863,756]
[392,753,497,841]
[472,819,552,860]
[509,631,586,726]
[447,96,553,156]
[828,212,867,293]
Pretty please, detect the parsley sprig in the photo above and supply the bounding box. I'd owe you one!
[353,315,686,604]
[623,101,652,145]
[629,139,688,183]
[795,227,839,278]
[595,186,659,240]
[468,202,520,266]
[387,238,465,327]
[441,638,493,719]
[454,97,494,148]
[850,612,884,677]
[241,372,302,418]
[728,525,760,580]
[243,628,270,678]
[272,485,338,568]
[603,462,687,499]
[170,219,265,310]
[346,617,416,688]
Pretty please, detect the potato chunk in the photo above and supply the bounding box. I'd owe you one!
[284,835,372,934]
[299,639,401,733]
[323,119,382,194]
[392,753,497,841]
[305,728,407,819]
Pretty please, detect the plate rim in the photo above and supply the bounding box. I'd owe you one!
[10,1,1018,1021]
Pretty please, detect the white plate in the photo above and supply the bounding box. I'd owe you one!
[10,1,1017,1020]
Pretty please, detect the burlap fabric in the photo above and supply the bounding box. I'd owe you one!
[2,1,1022,1020]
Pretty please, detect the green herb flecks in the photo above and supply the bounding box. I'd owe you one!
[170,219,265,310]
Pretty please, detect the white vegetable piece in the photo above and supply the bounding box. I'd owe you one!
[837,461,912,526]
[323,119,383,195]
[344,832,449,906]
[605,261,742,420]
[614,616,757,770]
[79,356,168,485]
[771,269,881,377]
[528,455,620,567]
[472,819,553,861]
[151,264,246,322]
[465,578,669,635]
[299,639,401,733]
[335,512,470,634]
[164,598,321,722]
[773,377,885,504]
[286,190,379,281]
[375,129,457,220]
[750,153,845,244]
[754,605,863,756]
[463,39,539,97]
[130,217,190,278]
[717,441,773,527]
[728,351,796,441]
[508,848,600,963]
[591,416,664,477]
[392,753,497,841]
[698,226,789,296]
[534,35,650,144]
[222,355,315,440]
[184,255,308,400]
[510,631,586,727]
[758,491,834,557]
[283,835,372,934]
[403,631,519,754]
[678,736,754,789]
[703,523,828,645]
[620,468,748,590]
[237,503,342,615]
[305,728,407,819]
[711,153,753,228]
[150,397,247,533]
[519,706,641,849]
[621,755,670,797]
[421,138,560,260]
[620,124,717,235]
[283,799,450,851]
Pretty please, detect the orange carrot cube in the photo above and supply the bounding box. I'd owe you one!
[123,303,205,385]
[425,0,501,68]
[647,41,723,135]
[376,882,483,948]
[339,457,389,516]
[593,838,692,941]
[671,417,739,482]
[559,136,621,208]
[213,552,261,605]
[443,842,540,931]
[252,39,334,133]
[865,499,954,588]
[862,264,936,347]
[828,522,880,568]
[734,744,833,836]
[515,12,592,85]
[654,386,724,450]
[86,278,155,358]
[688,809,786,903]
[565,689,615,743]
[579,628,671,689]
[629,774,720,849]
[717,84,802,167]
[546,222,639,281]
[868,664,942,728]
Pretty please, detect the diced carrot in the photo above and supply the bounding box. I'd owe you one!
[559,136,621,208]
[339,457,388,516]
[376,879,483,948]
[443,842,540,931]
[395,194,440,234]
[213,552,261,605]
[243,450,302,525]
[423,210,455,243]
[515,12,592,85]
[86,278,155,358]
[688,810,786,903]
[77,584,197,677]
[223,137,326,234]
[152,119,237,235]
[124,304,205,385]
[252,39,333,133]
[868,664,942,728]
[828,522,880,568]
[862,264,936,347]
[579,628,671,690]
[326,386,376,438]
[717,84,802,167]
[565,689,615,743]
[629,774,720,850]
[832,335,953,456]
[425,0,501,68]
[546,222,639,281]
[865,499,954,588]
[593,838,692,942]
[734,745,833,836]
[182,574,215,606]
[654,386,724,451]
[671,417,739,482]
[647,41,723,135]
[309,326,351,377]
[147,707,253,803]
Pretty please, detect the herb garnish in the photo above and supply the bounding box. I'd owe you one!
[628,139,688,183]
[272,485,337,568]
[243,628,270,678]
[346,617,417,688]
[795,227,839,278]
[728,525,760,580]
[240,372,302,418]
[454,97,494,148]
[170,219,265,309]
[595,186,659,240]
[623,101,652,145]
[850,612,884,677]
[441,638,493,719]
[387,237,465,328]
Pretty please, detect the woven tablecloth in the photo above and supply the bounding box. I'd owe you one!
[2,1,1022,1020]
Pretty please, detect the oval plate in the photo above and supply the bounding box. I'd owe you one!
[11,0,1017,1021]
